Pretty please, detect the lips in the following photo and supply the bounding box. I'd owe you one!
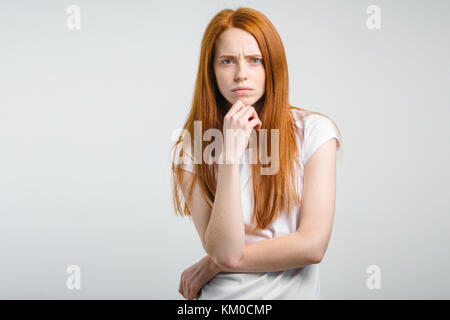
[232,87,254,96]
[232,87,253,92]
[232,89,253,96]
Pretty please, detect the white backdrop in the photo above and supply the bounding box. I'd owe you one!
[1,0,449,299]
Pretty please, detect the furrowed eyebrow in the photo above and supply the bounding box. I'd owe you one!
[218,54,263,59]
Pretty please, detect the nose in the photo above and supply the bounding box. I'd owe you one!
[234,61,248,81]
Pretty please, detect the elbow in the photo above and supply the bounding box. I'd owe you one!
[310,251,323,264]
[216,256,240,270]
[208,250,241,270]
[298,232,325,264]
[204,235,243,270]
[309,244,325,264]
[205,241,241,270]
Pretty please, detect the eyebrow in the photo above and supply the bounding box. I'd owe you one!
[218,54,263,59]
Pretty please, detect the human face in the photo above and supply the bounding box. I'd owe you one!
[213,28,266,109]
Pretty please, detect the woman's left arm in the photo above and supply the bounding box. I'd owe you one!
[222,138,338,272]
[179,138,337,298]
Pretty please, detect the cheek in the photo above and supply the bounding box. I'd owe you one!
[256,70,266,91]
[215,71,229,88]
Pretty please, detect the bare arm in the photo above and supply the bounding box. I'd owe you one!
[181,137,337,275]
[203,101,261,269]
[204,163,245,269]
[209,138,338,273]
[216,231,317,273]
[179,128,338,302]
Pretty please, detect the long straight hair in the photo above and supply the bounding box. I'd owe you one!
[170,7,342,233]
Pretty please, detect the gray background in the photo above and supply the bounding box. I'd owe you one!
[1,0,449,299]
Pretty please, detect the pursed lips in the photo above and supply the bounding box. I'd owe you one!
[232,87,253,95]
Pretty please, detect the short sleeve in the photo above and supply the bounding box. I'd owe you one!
[173,141,196,174]
[301,115,341,166]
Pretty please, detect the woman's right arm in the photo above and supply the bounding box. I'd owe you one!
[204,101,261,269]
[178,165,244,270]
[204,163,245,269]
[179,100,262,270]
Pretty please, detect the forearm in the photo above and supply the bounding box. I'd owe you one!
[205,163,245,267]
[218,231,318,273]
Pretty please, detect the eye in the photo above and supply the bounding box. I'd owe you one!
[251,58,262,64]
[222,59,234,65]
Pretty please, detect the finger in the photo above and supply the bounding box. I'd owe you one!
[253,117,262,130]
[257,120,262,130]
[185,284,191,300]
[187,286,197,300]
[237,106,260,126]
[248,117,262,129]
[226,100,246,117]
[182,279,187,299]
[233,105,252,120]
[188,287,196,300]
[241,106,258,122]
[178,277,183,295]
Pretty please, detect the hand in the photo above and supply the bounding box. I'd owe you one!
[178,256,222,300]
[221,100,262,164]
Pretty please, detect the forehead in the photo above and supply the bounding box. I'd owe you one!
[215,28,261,55]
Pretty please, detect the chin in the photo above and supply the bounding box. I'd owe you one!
[230,96,256,106]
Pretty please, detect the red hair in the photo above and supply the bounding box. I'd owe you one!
[170,7,341,233]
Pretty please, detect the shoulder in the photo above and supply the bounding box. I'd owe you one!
[289,107,342,166]
[289,107,338,136]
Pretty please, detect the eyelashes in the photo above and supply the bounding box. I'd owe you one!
[221,58,263,65]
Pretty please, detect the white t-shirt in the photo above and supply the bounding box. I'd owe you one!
[177,109,341,300]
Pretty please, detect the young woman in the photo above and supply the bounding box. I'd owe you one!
[171,7,342,300]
